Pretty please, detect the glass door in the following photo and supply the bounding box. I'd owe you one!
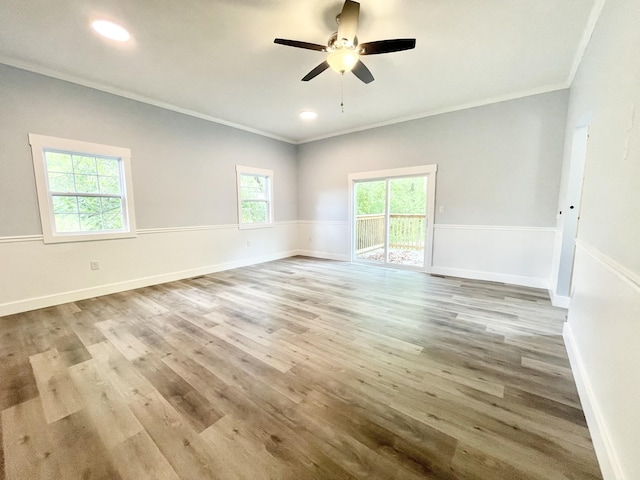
[354,180,387,263]
[388,176,426,268]
[354,175,427,269]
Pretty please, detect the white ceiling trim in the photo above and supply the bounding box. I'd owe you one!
[3,16,597,149]
[3,54,570,146]
[567,0,608,84]
[0,55,295,144]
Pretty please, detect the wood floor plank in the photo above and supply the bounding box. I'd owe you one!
[199,414,298,479]
[0,257,602,479]
[449,442,537,479]
[2,398,62,480]
[293,390,456,480]
[67,309,108,348]
[207,324,298,372]
[0,361,39,412]
[0,411,4,480]
[109,431,180,480]
[67,359,143,448]
[132,353,223,433]
[46,409,122,480]
[28,349,83,424]
[128,390,225,480]
[87,341,156,402]
[161,332,303,421]
[95,318,152,361]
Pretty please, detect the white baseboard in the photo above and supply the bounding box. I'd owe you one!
[563,322,624,480]
[295,249,350,262]
[549,289,570,308]
[430,266,550,289]
[0,250,297,317]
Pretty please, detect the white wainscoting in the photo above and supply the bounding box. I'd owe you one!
[0,222,298,316]
[1,221,559,316]
[431,224,556,289]
[563,241,640,480]
[296,221,555,289]
[296,221,351,261]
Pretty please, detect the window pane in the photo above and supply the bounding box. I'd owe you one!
[77,196,101,214]
[79,213,103,231]
[241,200,268,223]
[102,198,123,230]
[52,195,78,214]
[48,172,75,192]
[72,155,97,175]
[240,175,267,200]
[101,197,122,213]
[52,197,124,232]
[74,174,99,193]
[102,211,123,230]
[45,152,73,173]
[96,158,119,176]
[355,180,386,215]
[54,214,80,232]
[98,175,121,194]
[389,177,427,214]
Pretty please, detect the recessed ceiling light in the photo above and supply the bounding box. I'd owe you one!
[299,111,318,120]
[92,20,130,42]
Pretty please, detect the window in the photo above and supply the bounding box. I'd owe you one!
[29,134,136,243]
[236,165,273,228]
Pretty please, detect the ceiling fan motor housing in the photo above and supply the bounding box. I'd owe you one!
[328,32,359,51]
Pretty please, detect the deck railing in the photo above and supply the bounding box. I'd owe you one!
[355,214,425,253]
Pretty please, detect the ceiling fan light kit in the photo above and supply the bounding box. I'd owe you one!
[274,0,416,84]
[327,49,359,73]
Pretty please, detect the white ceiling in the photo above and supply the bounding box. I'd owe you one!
[0,0,598,144]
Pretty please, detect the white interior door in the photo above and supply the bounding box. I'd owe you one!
[556,126,588,297]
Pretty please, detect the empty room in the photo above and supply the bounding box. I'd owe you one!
[0,0,638,479]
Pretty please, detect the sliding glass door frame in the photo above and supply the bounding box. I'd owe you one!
[348,165,438,272]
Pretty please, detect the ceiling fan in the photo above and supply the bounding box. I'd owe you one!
[274,0,416,84]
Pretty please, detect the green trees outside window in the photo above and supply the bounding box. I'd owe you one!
[355,177,427,215]
[45,151,124,233]
[239,173,271,224]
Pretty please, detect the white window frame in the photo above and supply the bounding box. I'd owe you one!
[236,165,274,229]
[29,133,137,244]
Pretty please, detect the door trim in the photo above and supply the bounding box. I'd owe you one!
[348,165,438,272]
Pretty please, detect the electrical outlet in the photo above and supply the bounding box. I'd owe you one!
[308,236,312,243]
[247,240,251,247]
[90,261,100,270]
[438,206,445,214]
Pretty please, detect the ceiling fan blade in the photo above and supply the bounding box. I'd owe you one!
[351,60,374,84]
[359,39,416,55]
[302,61,330,81]
[274,38,327,52]
[337,0,360,46]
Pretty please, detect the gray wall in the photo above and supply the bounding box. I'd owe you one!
[0,64,298,236]
[297,90,569,226]
[565,3,640,275]
[561,0,640,476]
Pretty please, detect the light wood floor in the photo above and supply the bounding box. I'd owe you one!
[0,257,602,479]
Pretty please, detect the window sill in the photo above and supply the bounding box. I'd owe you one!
[42,230,137,244]
[238,223,274,230]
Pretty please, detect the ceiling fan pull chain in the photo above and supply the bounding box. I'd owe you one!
[341,73,345,113]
